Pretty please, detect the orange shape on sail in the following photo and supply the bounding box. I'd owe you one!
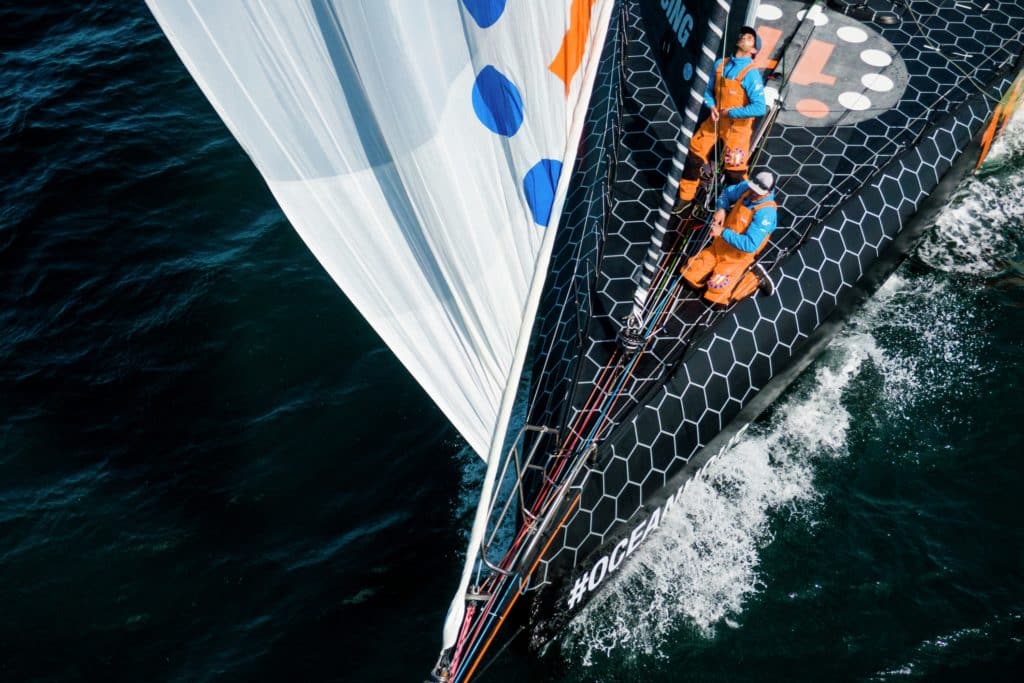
[549,0,597,95]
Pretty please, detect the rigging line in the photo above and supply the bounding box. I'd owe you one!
[458,495,581,683]
[527,135,614,420]
[589,282,692,444]
[448,603,477,678]
[557,351,624,460]
[492,391,601,569]
[486,360,622,581]
[639,220,690,317]
[523,352,641,514]
[593,281,690,442]
[632,209,703,322]
[774,2,1020,203]
[581,280,682,446]
[530,35,624,447]
[638,212,714,332]
[599,306,719,444]
[466,625,527,683]
[895,0,1006,104]
[452,575,519,683]
[629,0,730,323]
[563,337,628,434]
[768,53,1010,261]
[580,345,649,447]
[489,349,625,577]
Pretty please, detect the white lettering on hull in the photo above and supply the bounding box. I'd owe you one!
[660,0,694,49]
[565,480,684,610]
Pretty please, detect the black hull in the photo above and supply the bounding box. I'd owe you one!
[529,79,1012,646]
[521,0,1024,652]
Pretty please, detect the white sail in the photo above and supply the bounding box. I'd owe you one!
[146,0,612,463]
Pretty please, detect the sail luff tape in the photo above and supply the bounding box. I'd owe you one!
[702,45,716,61]
[661,190,675,204]
[646,247,660,261]
[685,109,699,123]
[658,208,671,221]
[696,67,710,82]
[672,156,685,171]
[709,23,723,38]
[715,0,730,10]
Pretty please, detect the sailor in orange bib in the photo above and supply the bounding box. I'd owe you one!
[681,171,778,305]
[677,26,767,204]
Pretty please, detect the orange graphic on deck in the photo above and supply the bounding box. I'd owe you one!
[754,30,839,87]
[549,0,597,95]
[753,26,782,71]
[792,40,838,86]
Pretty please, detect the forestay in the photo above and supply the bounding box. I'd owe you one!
[146,0,613,464]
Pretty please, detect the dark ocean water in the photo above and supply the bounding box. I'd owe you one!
[2,4,1022,682]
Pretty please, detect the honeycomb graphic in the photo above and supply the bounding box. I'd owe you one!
[519,0,1024,629]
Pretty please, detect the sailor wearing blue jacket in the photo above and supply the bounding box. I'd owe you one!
[711,176,777,252]
[702,57,767,121]
[677,26,767,204]
[681,171,778,305]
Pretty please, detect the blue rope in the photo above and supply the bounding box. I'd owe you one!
[452,573,520,683]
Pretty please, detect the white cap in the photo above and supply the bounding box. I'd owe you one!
[747,171,774,195]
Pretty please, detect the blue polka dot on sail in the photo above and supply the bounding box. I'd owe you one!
[472,66,524,137]
[462,0,507,28]
[523,159,562,226]
[683,63,693,80]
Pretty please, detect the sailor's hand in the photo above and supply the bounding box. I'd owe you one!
[710,223,724,238]
[710,106,720,122]
[712,209,726,228]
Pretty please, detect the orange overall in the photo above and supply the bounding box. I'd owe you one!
[681,192,775,305]
[678,60,759,201]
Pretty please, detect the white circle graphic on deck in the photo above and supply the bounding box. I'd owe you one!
[839,92,872,111]
[861,49,893,67]
[837,26,868,43]
[759,0,908,126]
[758,4,784,20]
[797,6,829,26]
[861,73,894,92]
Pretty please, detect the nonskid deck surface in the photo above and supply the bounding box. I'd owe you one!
[523,0,1024,605]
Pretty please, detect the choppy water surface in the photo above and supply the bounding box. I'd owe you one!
[2,5,1022,682]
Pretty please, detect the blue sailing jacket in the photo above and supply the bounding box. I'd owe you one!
[715,181,778,253]
[703,56,767,120]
